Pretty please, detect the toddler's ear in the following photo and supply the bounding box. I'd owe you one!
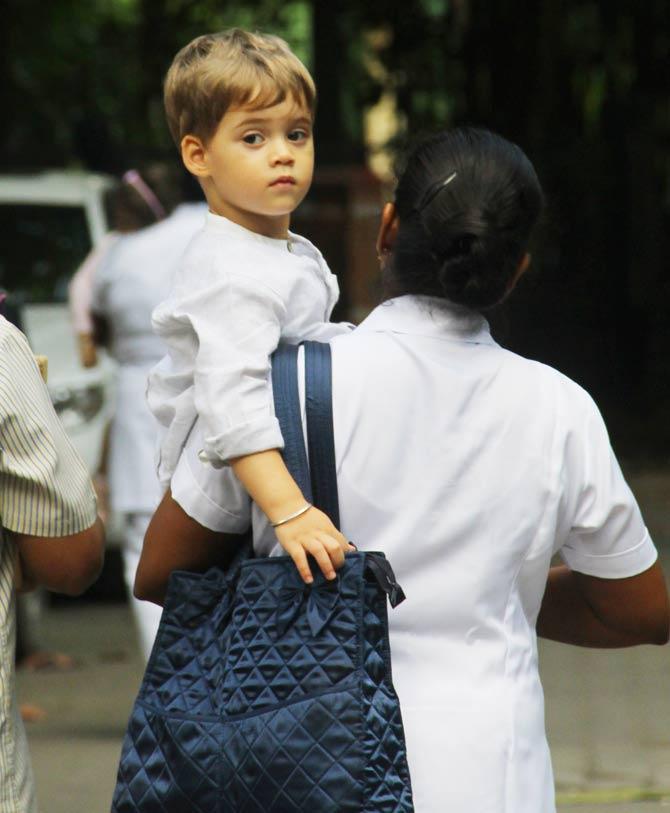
[181,135,209,178]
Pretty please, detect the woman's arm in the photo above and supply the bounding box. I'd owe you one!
[537,562,670,647]
[134,489,248,606]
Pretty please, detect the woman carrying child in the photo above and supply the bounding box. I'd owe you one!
[138,125,669,812]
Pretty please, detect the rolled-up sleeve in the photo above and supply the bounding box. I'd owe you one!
[171,420,251,533]
[157,272,287,465]
[0,323,97,536]
[558,389,657,578]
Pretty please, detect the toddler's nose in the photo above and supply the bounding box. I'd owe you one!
[270,140,295,166]
[271,153,294,167]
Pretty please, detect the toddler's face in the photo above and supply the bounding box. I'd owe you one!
[197,96,314,237]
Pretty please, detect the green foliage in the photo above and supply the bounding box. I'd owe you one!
[3,0,670,452]
[2,0,312,170]
[4,0,669,173]
[420,0,449,18]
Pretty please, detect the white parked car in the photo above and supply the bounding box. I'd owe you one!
[0,171,117,492]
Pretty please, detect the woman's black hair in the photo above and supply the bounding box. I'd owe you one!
[388,127,544,311]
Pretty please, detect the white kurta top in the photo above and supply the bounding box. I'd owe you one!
[147,212,351,487]
[171,295,657,813]
[91,203,205,513]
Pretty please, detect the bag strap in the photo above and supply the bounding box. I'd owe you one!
[271,341,339,525]
[304,341,340,530]
[274,342,405,607]
[271,344,312,502]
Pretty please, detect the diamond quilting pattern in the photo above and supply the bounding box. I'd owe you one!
[140,558,363,720]
[112,552,414,812]
[360,579,414,812]
[220,689,363,812]
[113,705,220,813]
[220,558,362,716]
[139,569,231,716]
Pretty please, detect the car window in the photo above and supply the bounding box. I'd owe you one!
[0,204,92,303]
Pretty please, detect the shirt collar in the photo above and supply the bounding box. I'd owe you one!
[205,210,299,253]
[356,295,495,345]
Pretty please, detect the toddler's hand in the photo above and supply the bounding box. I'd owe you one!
[274,506,354,584]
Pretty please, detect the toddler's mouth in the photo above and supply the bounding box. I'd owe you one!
[270,176,296,187]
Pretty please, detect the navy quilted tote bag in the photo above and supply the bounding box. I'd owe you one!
[112,342,414,812]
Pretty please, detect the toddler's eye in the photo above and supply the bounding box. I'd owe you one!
[243,133,264,145]
[288,129,309,143]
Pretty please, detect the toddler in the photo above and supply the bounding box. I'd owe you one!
[147,29,352,582]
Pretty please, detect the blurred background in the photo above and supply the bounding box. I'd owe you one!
[3,0,670,456]
[3,0,670,810]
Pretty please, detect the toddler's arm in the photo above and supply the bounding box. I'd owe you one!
[153,272,351,579]
[147,272,286,485]
[232,450,352,583]
[155,273,287,461]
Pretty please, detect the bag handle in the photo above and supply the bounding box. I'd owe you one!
[304,341,340,529]
[271,344,313,502]
[274,342,405,607]
[304,342,405,606]
[271,342,339,524]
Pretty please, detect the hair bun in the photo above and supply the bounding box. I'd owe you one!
[436,234,511,309]
[389,127,544,311]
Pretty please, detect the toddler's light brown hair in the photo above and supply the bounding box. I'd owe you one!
[164,29,316,147]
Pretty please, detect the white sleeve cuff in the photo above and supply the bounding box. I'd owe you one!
[200,416,284,464]
[561,528,658,579]
[171,449,250,534]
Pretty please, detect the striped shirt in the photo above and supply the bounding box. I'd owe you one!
[0,316,97,813]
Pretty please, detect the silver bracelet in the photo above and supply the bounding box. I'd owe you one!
[271,502,313,528]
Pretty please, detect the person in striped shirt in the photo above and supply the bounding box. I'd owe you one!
[0,315,104,813]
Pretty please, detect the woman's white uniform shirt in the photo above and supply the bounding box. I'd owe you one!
[172,294,657,813]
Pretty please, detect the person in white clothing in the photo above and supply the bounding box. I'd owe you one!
[135,127,669,812]
[146,29,353,586]
[91,199,206,660]
[69,170,167,368]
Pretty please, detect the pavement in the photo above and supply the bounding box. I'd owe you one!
[16,468,670,812]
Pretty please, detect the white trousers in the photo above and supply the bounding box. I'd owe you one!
[121,512,162,662]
